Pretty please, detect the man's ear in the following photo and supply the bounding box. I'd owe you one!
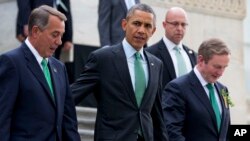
[151,27,156,36]
[121,19,127,31]
[197,55,204,63]
[31,26,40,38]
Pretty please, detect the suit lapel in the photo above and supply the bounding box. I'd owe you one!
[121,0,140,11]
[214,83,230,135]
[159,41,196,79]
[22,45,55,106]
[120,0,128,12]
[48,59,59,107]
[140,52,157,106]
[183,45,196,67]
[112,44,137,106]
[188,71,218,130]
[158,40,176,79]
[214,83,226,111]
[135,0,140,4]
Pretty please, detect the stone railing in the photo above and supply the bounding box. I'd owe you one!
[143,0,246,20]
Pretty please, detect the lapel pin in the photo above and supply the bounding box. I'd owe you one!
[53,68,57,73]
[188,50,193,54]
[151,63,154,66]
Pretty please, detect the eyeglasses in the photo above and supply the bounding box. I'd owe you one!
[165,21,188,28]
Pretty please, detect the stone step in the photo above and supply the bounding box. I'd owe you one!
[78,117,96,130]
[76,106,97,119]
[76,106,97,141]
[78,129,95,141]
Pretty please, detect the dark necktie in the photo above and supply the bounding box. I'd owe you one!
[41,59,54,100]
[207,83,221,131]
[134,52,146,106]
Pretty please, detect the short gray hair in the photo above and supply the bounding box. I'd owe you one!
[28,5,67,34]
[198,38,231,63]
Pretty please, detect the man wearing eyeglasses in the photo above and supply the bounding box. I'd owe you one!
[146,7,197,88]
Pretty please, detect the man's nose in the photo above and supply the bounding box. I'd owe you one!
[138,25,146,34]
[56,37,62,45]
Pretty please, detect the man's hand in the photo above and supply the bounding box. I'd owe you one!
[62,41,73,51]
[16,34,26,42]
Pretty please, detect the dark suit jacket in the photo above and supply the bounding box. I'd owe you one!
[0,44,80,141]
[16,0,73,43]
[98,0,140,47]
[71,43,168,141]
[146,39,197,87]
[162,70,230,141]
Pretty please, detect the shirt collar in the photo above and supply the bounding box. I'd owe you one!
[122,39,145,61]
[25,38,48,64]
[163,36,183,51]
[193,66,213,87]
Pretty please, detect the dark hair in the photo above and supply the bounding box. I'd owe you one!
[28,5,67,34]
[126,3,156,26]
[198,38,231,63]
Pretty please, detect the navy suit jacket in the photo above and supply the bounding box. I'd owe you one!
[16,0,73,43]
[71,43,168,141]
[146,39,197,88]
[162,70,230,141]
[98,0,140,47]
[0,43,80,141]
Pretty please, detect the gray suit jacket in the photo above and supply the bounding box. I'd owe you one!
[98,0,140,47]
[71,43,168,141]
[162,70,230,141]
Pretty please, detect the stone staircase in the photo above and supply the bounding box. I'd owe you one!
[76,106,97,141]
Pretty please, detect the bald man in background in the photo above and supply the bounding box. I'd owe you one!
[146,7,197,88]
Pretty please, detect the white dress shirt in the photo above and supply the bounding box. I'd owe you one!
[193,67,222,115]
[122,39,149,91]
[162,36,193,77]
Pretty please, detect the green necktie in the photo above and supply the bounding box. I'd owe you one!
[41,59,54,100]
[134,52,146,106]
[207,83,221,131]
[174,46,187,77]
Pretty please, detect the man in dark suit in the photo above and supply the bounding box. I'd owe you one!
[0,5,80,141]
[163,38,231,141]
[146,7,196,87]
[71,4,168,141]
[16,0,73,59]
[98,0,140,47]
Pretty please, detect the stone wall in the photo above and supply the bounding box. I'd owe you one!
[142,0,248,124]
[143,0,246,20]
